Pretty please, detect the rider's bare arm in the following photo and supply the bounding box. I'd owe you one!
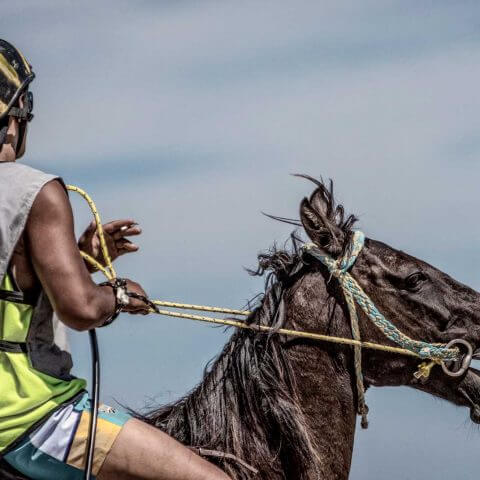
[26,180,148,331]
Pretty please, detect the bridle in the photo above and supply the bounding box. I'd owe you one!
[302,231,473,427]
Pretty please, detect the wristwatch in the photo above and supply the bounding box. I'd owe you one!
[98,278,130,327]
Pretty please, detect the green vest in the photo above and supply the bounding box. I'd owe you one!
[0,272,86,453]
[0,162,86,453]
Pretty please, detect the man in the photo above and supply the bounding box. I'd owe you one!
[0,39,230,480]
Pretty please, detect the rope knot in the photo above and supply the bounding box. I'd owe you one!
[329,266,343,278]
[321,231,366,279]
[324,258,344,280]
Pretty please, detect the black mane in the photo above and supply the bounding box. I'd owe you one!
[141,177,357,479]
[142,273,316,478]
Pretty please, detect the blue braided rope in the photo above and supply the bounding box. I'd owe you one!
[303,231,458,362]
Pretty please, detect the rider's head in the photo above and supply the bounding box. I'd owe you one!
[0,39,35,160]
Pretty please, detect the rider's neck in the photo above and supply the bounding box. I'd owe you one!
[0,117,19,162]
[0,144,17,162]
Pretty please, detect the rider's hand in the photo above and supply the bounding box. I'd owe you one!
[123,279,152,315]
[78,219,141,272]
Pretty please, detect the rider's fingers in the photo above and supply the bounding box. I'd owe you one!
[117,239,139,254]
[85,220,97,233]
[126,303,150,314]
[112,226,142,240]
[102,219,136,234]
[79,220,96,241]
[126,309,149,315]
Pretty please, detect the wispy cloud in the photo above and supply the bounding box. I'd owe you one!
[2,2,479,478]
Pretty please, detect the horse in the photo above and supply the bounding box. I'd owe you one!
[1,177,480,479]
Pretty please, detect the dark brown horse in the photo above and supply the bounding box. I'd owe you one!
[142,177,480,479]
[2,177,480,479]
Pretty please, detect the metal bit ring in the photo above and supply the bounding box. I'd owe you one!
[441,339,473,378]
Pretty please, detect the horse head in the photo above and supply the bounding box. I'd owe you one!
[298,176,480,425]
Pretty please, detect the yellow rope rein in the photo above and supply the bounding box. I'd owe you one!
[66,185,429,365]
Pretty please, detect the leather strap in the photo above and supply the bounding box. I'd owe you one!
[0,289,35,306]
[0,125,7,145]
[8,106,29,120]
[0,340,27,354]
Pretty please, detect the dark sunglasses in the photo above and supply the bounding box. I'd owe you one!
[23,91,34,122]
[8,90,34,123]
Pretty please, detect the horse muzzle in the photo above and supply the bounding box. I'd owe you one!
[457,367,480,424]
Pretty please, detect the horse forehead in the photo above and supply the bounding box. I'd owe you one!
[359,239,423,274]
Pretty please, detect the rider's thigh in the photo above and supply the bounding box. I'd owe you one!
[97,418,230,480]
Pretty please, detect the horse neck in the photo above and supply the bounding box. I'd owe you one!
[282,271,359,479]
[285,343,357,479]
[146,275,358,479]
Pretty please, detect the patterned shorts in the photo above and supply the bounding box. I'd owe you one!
[3,392,131,480]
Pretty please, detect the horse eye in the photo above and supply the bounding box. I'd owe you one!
[405,272,427,291]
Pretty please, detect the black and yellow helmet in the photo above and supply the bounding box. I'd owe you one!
[0,39,35,123]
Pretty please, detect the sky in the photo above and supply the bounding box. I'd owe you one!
[2,1,480,478]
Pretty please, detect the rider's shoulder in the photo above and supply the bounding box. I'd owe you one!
[27,180,71,226]
[35,178,68,208]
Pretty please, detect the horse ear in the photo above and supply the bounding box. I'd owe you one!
[299,197,343,255]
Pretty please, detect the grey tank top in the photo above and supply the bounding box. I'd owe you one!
[0,162,57,283]
[0,161,74,379]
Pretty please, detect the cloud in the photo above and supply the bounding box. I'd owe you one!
[3,0,480,171]
[2,2,480,478]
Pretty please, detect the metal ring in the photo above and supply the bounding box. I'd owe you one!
[441,339,473,378]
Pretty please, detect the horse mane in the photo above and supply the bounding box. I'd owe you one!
[140,177,357,479]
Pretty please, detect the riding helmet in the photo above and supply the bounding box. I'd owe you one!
[0,39,35,123]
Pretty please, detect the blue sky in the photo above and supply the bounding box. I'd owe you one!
[3,1,480,478]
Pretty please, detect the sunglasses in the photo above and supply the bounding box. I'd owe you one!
[22,91,34,122]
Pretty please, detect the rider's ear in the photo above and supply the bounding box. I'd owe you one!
[300,197,343,256]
